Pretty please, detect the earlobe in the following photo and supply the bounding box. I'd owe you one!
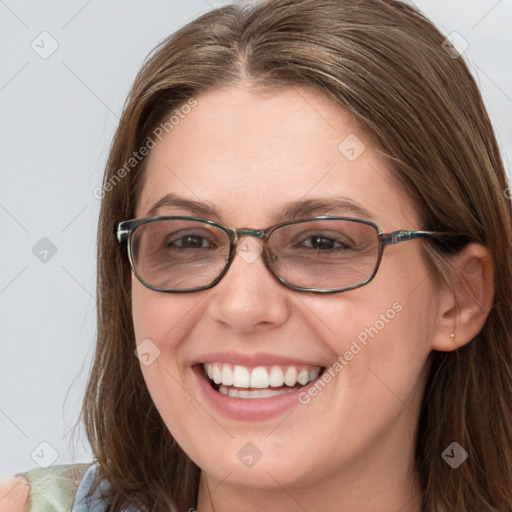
[431,243,495,352]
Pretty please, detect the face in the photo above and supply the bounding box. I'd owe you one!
[131,85,439,494]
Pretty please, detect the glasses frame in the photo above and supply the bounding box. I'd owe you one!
[117,215,450,294]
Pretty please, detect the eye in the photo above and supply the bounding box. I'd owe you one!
[165,230,217,250]
[297,232,354,251]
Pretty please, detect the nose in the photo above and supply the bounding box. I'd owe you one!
[207,236,291,333]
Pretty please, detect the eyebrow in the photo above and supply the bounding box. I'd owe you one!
[146,193,219,218]
[144,193,375,222]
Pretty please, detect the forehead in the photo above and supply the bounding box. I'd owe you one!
[136,85,420,231]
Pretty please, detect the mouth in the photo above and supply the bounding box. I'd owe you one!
[201,362,326,399]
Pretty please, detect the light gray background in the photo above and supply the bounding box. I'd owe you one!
[1,0,511,477]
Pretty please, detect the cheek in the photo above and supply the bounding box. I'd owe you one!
[130,278,198,403]
[131,276,199,348]
[305,260,436,409]
[131,278,202,437]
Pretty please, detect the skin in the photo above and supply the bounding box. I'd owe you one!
[0,478,30,512]
[131,85,494,512]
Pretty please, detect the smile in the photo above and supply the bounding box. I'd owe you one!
[203,362,325,399]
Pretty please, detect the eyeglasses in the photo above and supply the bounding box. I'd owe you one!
[116,215,452,294]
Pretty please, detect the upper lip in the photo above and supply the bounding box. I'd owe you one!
[194,351,326,368]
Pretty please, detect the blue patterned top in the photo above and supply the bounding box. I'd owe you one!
[72,464,111,511]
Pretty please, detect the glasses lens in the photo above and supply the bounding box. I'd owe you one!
[131,219,230,290]
[268,219,380,290]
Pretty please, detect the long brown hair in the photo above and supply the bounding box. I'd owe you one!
[79,1,512,510]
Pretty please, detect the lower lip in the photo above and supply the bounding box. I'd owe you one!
[192,365,321,421]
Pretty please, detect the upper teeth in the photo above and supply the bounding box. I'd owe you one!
[203,362,321,388]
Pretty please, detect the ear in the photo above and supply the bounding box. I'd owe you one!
[431,243,495,352]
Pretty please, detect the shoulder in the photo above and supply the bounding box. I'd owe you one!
[0,476,30,512]
[1,463,93,512]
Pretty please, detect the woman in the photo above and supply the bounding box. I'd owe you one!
[3,0,511,510]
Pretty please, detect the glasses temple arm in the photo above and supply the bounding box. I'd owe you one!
[381,230,439,245]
